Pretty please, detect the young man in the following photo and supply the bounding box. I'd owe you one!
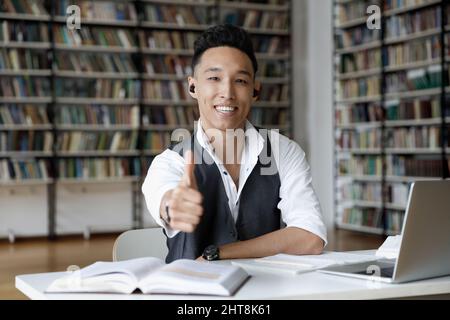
[142,24,327,263]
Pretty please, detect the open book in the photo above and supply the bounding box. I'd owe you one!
[46,257,249,296]
[231,251,381,275]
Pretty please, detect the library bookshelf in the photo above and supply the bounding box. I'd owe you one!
[333,0,450,237]
[0,0,292,240]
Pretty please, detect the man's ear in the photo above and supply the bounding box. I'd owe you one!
[252,80,261,102]
[188,76,197,99]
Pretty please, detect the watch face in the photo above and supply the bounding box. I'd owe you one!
[203,245,219,260]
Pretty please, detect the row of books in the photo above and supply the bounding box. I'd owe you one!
[335,25,381,49]
[0,104,49,125]
[54,52,137,74]
[0,0,48,15]
[57,105,140,127]
[55,79,140,99]
[384,35,441,67]
[143,131,171,150]
[339,49,381,74]
[0,131,53,152]
[338,76,380,99]
[340,208,383,229]
[56,131,138,152]
[0,76,51,97]
[1,21,49,43]
[337,128,381,150]
[339,181,382,203]
[385,210,404,234]
[143,4,210,25]
[338,155,383,176]
[385,126,441,149]
[386,154,448,177]
[138,30,197,50]
[336,0,380,24]
[55,0,138,21]
[335,103,383,125]
[249,108,288,126]
[384,0,438,11]
[222,10,289,30]
[0,48,49,70]
[0,159,49,181]
[385,65,445,93]
[53,26,136,48]
[58,158,142,180]
[385,97,441,120]
[386,182,411,206]
[142,106,198,126]
[385,6,441,40]
[142,80,189,101]
[144,55,287,78]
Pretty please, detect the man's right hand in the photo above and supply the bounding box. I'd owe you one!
[160,150,204,233]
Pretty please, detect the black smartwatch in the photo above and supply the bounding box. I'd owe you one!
[202,245,220,261]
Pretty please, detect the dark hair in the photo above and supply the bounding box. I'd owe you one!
[191,24,258,76]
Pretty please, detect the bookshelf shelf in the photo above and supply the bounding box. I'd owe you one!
[383,0,442,17]
[0,70,52,77]
[0,97,52,104]
[54,44,139,53]
[220,1,289,12]
[57,177,140,185]
[56,151,140,157]
[0,151,53,157]
[55,125,138,131]
[0,42,51,49]
[140,22,210,31]
[0,13,50,21]
[384,28,442,45]
[0,179,54,187]
[0,0,292,239]
[336,222,385,235]
[53,71,139,79]
[0,125,52,131]
[55,98,139,105]
[53,16,138,27]
[333,0,450,237]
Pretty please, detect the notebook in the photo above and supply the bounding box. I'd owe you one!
[231,251,381,275]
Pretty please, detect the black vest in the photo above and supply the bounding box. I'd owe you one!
[165,131,282,263]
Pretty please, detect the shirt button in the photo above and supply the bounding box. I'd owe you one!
[223,171,228,175]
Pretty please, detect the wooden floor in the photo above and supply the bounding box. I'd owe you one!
[0,228,385,300]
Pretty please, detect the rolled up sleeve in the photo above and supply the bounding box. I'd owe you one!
[277,137,328,246]
[141,149,184,238]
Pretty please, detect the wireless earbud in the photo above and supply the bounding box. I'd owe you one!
[189,85,195,93]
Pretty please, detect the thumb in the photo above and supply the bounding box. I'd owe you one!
[181,150,197,189]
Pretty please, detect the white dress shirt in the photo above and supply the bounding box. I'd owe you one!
[142,120,327,245]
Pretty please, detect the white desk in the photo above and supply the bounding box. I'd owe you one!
[15,251,450,300]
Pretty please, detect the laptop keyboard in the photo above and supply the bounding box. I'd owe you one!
[355,266,394,278]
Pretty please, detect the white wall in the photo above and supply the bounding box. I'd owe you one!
[292,0,334,228]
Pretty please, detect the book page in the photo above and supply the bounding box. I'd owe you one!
[139,260,249,296]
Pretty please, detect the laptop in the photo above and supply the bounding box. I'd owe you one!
[319,180,450,283]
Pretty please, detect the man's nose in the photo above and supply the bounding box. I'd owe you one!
[219,81,236,100]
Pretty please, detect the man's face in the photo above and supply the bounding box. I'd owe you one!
[188,46,259,132]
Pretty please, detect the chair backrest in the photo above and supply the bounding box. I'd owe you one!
[113,228,168,261]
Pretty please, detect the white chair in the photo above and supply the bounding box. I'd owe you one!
[112,227,168,261]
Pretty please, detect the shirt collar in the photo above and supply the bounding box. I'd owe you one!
[195,119,265,164]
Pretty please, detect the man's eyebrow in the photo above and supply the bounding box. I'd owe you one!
[204,67,252,77]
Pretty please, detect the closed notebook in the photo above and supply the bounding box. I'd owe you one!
[46,257,249,296]
[232,251,381,275]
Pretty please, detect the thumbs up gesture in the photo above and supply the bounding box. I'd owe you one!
[161,150,203,233]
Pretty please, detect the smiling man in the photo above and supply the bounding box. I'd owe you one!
[142,24,327,263]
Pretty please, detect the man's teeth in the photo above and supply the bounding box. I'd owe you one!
[215,106,236,112]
